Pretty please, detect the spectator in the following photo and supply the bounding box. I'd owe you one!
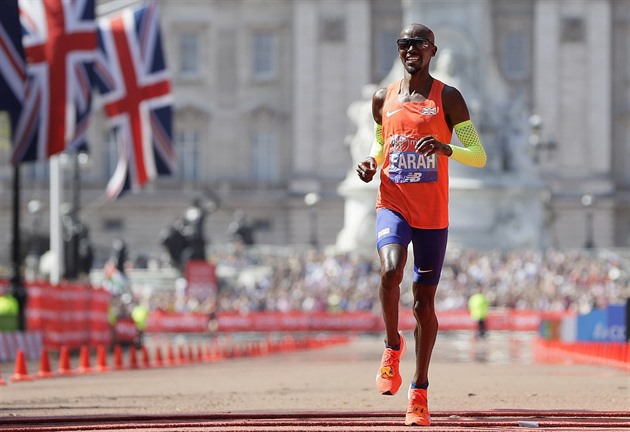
[468,291,489,339]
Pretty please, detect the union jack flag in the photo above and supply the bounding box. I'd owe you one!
[0,0,26,146]
[12,0,97,164]
[91,0,175,200]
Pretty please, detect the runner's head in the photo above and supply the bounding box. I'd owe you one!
[397,24,437,75]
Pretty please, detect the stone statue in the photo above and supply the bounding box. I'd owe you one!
[336,84,381,253]
[160,198,210,271]
[228,209,256,246]
[431,48,481,119]
[61,206,93,280]
[346,84,378,167]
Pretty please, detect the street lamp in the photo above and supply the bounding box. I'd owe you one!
[304,192,321,248]
[2,111,27,330]
[581,194,595,249]
[10,165,27,331]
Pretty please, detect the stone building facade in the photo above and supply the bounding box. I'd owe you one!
[0,0,627,268]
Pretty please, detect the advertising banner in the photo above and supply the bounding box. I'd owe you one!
[185,260,218,304]
[606,304,626,342]
[577,309,608,341]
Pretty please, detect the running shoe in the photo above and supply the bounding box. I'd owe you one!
[405,388,431,426]
[375,331,405,395]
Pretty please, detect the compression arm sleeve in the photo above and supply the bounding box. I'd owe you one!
[449,120,487,168]
[369,123,385,166]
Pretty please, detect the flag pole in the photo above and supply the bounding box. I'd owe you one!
[49,155,63,284]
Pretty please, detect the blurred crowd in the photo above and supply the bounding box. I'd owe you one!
[149,245,630,316]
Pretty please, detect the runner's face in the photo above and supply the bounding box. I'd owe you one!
[397,27,436,75]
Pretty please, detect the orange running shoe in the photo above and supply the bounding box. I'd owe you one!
[405,388,431,426]
[375,331,405,395]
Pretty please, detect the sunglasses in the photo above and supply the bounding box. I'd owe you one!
[396,37,434,50]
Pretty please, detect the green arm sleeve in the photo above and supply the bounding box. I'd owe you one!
[449,120,487,168]
[369,123,385,166]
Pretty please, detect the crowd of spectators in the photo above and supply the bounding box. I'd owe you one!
[9,240,627,319]
[194,245,629,316]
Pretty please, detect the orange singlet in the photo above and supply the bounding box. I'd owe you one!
[376,79,452,229]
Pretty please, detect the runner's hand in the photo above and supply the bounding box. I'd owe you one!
[357,157,377,183]
[416,136,451,157]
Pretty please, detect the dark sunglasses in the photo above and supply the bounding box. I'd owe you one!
[396,37,433,50]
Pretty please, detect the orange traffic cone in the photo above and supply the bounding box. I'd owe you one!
[76,346,92,374]
[11,349,32,382]
[95,345,109,372]
[140,346,151,368]
[113,345,124,370]
[203,343,213,362]
[128,345,138,369]
[57,346,74,376]
[36,347,54,378]
[154,345,164,367]
[212,339,223,360]
[178,345,186,364]
[167,345,176,366]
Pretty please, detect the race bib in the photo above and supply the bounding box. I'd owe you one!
[388,134,437,184]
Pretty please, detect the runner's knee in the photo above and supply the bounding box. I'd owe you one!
[381,264,404,289]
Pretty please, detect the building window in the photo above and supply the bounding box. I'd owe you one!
[561,17,585,43]
[253,31,276,80]
[179,32,200,76]
[501,31,529,80]
[251,131,277,183]
[319,17,345,43]
[177,129,200,181]
[103,218,123,232]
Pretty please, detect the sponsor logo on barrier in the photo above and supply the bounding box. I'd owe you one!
[577,305,627,342]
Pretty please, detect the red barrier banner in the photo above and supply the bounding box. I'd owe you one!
[0,279,576,341]
[144,309,573,333]
[23,282,112,349]
[147,310,210,333]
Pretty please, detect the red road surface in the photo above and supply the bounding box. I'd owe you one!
[2,332,628,430]
[2,411,629,431]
